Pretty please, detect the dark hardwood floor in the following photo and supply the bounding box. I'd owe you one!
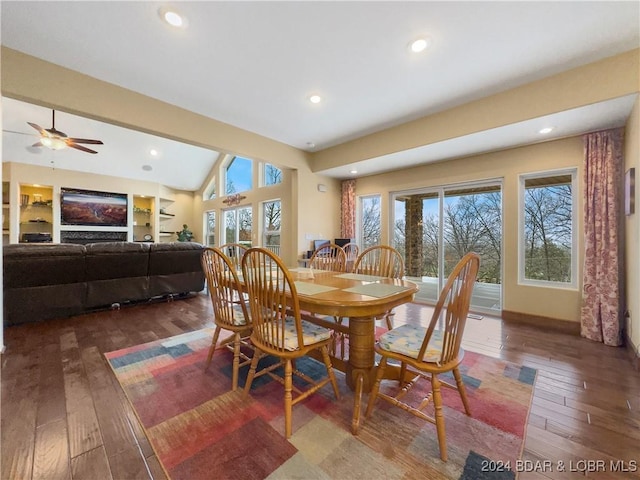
[2,294,639,479]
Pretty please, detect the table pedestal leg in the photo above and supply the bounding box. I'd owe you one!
[345,316,375,434]
[345,316,375,391]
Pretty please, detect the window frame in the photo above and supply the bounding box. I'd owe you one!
[357,194,382,249]
[261,163,283,187]
[518,167,578,290]
[262,198,281,255]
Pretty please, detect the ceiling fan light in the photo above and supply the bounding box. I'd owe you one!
[41,137,67,150]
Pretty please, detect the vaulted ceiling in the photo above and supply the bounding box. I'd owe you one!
[2,1,639,190]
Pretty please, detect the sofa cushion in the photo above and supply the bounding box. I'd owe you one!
[3,243,86,288]
[3,243,87,326]
[84,242,151,308]
[148,242,205,297]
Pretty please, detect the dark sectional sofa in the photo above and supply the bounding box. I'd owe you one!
[3,241,205,326]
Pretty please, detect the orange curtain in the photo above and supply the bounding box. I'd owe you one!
[341,179,356,238]
[580,128,624,346]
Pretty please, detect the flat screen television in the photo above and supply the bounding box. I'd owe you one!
[334,238,355,248]
[60,188,128,227]
[313,239,330,251]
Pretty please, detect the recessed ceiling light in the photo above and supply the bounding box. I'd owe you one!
[350,169,358,175]
[149,149,159,156]
[539,127,554,134]
[159,7,187,28]
[409,37,431,53]
[142,164,153,172]
[306,142,316,149]
[309,95,322,104]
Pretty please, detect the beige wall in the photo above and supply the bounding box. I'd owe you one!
[624,96,640,355]
[2,162,193,243]
[355,137,584,322]
[1,48,340,263]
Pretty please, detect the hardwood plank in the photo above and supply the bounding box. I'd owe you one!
[1,395,38,480]
[60,330,103,459]
[108,444,152,480]
[36,342,67,427]
[81,346,137,458]
[33,419,72,480]
[70,446,112,480]
[145,455,169,480]
[1,329,44,480]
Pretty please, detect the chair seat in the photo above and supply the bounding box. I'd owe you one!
[259,317,331,351]
[228,304,248,326]
[378,324,443,363]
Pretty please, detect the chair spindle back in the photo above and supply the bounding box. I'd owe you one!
[201,247,250,328]
[354,245,404,279]
[309,243,347,272]
[420,252,480,365]
[241,247,303,353]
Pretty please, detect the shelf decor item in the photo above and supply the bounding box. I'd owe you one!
[176,224,194,242]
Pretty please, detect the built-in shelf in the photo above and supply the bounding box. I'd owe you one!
[19,184,54,242]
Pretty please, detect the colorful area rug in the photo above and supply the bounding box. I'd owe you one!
[106,329,536,480]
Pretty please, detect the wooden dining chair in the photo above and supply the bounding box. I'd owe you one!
[200,247,253,391]
[241,247,340,439]
[353,245,405,329]
[342,242,359,273]
[309,242,347,272]
[364,252,480,461]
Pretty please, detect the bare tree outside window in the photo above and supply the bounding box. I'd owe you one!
[238,206,252,246]
[263,200,281,255]
[264,164,282,186]
[360,195,381,248]
[443,191,501,283]
[523,175,573,283]
[205,211,215,246]
[224,206,252,247]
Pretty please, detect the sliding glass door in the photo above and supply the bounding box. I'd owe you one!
[392,181,502,312]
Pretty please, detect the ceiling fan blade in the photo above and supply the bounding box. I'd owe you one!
[66,142,99,154]
[3,129,37,136]
[67,138,103,145]
[27,122,47,136]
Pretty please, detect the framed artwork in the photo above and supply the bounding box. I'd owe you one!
[625,168,635,216]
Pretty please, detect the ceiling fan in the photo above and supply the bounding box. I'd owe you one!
[25,109,104,154]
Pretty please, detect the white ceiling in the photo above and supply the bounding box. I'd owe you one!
[1,1,639,189]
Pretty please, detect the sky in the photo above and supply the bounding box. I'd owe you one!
[226,156,253,194]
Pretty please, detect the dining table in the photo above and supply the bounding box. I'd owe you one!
[283,267,419,433]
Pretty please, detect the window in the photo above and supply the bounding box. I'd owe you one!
[263,199,281,256]
[225,156,253,194]
[203,177,216,200]
[224,206,252,247]
[263,163,282,186]
[204,211,215,246]
[520,169,577,287]
[358,194,381,249]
